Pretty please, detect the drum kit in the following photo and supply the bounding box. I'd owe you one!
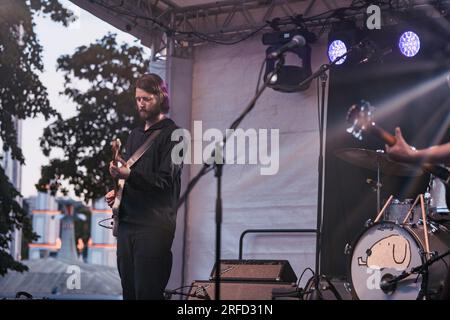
[335,147,450,300]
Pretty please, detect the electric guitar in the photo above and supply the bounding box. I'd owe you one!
[346,100,450,187]
[111,138,125,237]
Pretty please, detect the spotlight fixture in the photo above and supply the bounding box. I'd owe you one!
[263,29,313,92]
[328,40,348,65]
[398,31,420,57]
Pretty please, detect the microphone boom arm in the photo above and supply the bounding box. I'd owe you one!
[380,249,450,297]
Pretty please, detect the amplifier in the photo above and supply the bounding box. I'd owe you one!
[188,280,299,300]
[210,259,297,283]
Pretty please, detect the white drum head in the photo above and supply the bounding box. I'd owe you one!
[350,222,424,300]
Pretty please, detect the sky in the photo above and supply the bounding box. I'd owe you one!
[21,0,151,200]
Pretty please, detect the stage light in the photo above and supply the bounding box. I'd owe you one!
[328,40,348,65]
[398,31,420,57]
[262,30,314,92]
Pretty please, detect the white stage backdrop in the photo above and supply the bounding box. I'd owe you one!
[182,35,330,287]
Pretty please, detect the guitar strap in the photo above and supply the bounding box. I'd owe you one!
[126,129,162,168]
[109,128,162,237]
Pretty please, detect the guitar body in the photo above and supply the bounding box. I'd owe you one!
[111,138,123,237]
[112,179,125,237]
[346,101,449,186]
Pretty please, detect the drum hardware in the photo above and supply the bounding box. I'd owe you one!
[335,148,423,214]
[385,198,426,226]
[343,282,352,294]
[348,219,450,300]
[428,222,439,234]
[379,248,450,299]
[424,192,432,204]
[374,195,394,223]
[376,224,394,231]
[366,178,381,192]
[364,219,373,228]
[417,248,438,259]
[411,219,438,231]
[418,248,428,258]
[344,243,352,255]
[419,194,431,258]
[438,223,450,233]
[402,196,421,224]
[342,104,450,300]
[335,148,423,177]
[387,193,432,258]
[375,149,383,213]
[302,274,344,300]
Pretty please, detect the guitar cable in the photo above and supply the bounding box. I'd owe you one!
[98,216,114,230]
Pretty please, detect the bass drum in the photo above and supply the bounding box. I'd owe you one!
[347,221,450,300]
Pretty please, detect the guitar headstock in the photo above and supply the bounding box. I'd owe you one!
[346,100,375,140]
[111,138,122,160]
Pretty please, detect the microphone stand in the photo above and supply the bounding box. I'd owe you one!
[164,288,211,300]
[290,44,362,297]
[176,40,365,300]
[381,249,450,299]
[176,56,287,300]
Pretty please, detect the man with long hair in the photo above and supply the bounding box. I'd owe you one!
[105,73,182,300]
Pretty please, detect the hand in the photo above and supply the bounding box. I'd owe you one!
[385,127,417,163]
[109,158,130,180]
[105,190,116,208]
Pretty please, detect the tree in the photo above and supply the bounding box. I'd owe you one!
[0,0,74,276]
[37,33,150,201]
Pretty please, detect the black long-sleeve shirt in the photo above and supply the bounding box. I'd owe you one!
[119,118,183,234]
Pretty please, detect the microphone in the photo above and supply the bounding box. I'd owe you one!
[379,274,396,294]
[380,271,414,294]
[267,35,306,59]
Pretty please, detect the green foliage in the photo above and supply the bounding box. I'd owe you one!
[37,33,150,201]
[0,166,38,275]
[0,0,73,275]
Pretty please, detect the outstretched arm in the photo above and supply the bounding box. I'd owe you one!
[386,127,450,164]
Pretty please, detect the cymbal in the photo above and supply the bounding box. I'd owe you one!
[335,148,423,177]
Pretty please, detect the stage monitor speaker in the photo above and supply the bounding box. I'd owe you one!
[210,260,297,283]
[187,281,299,300]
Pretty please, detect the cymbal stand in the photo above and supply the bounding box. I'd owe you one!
[375,150,384,213]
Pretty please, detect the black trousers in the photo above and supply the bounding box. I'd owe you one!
[117,221,174,300]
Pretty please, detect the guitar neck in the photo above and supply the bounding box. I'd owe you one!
[112,156,120,193]
[369,124,397,146]
[369,123,449,185]
[111,138,123,196]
